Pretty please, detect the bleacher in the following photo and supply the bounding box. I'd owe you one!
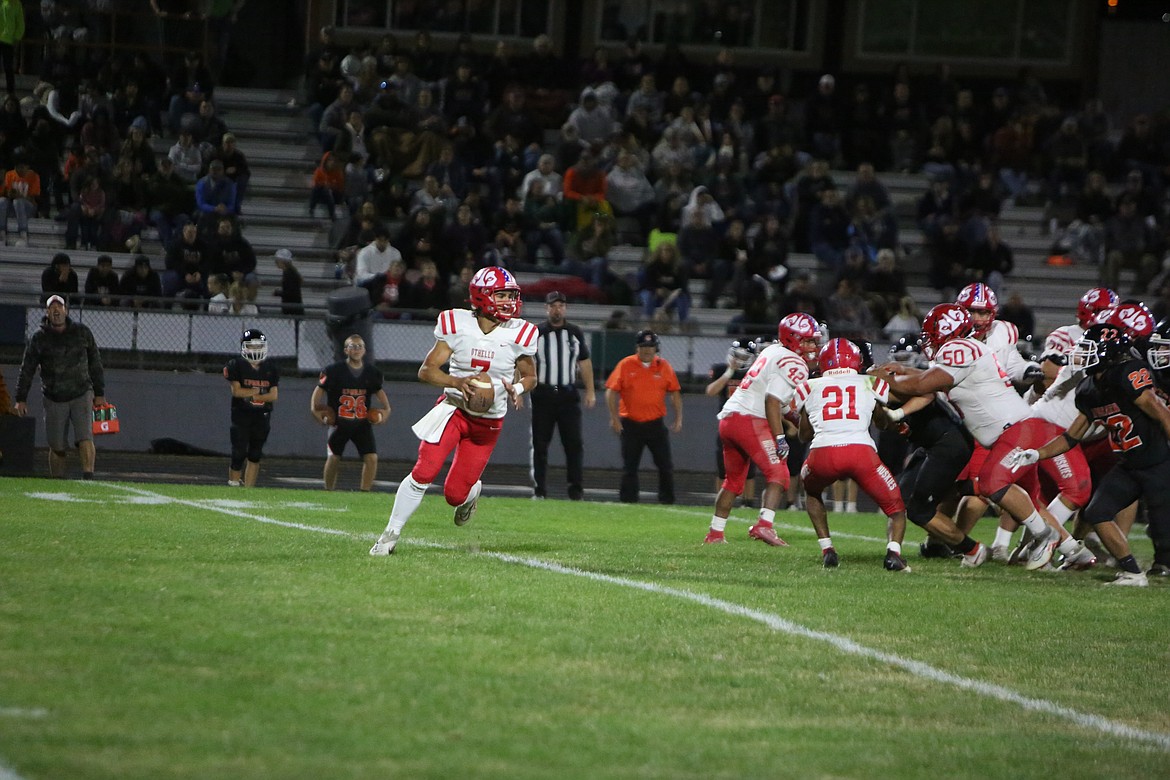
[1,85,1115,340]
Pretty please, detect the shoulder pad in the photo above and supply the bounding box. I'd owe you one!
[935,338,985,367]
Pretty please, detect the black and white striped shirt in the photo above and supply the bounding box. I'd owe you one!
[535,322,590,389]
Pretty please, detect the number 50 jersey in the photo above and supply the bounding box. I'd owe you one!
[717,344,808,420]
[796,372,889,450]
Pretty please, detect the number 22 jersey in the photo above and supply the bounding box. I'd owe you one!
[1075,359,1170,469]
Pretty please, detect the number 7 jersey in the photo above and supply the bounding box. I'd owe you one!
[796,371,889,449]
[435,308,539,419]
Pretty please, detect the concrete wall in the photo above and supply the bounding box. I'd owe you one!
[1,365,725,473]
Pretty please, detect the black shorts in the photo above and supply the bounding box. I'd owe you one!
[229,410,271,468]
[328,420,377,457]
[786,435,808,478]
[898,427,974,526]
[1083,458,1170,533]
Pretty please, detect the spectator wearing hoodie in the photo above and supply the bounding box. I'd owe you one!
[566,88,617,148]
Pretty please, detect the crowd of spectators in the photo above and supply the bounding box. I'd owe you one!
[4,17,1170,333]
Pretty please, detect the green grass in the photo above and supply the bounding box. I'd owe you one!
[1,478,1169,779]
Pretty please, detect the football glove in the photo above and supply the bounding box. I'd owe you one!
[1005,447,1040,472]
[1022,363,1045,385]
[775,435,790,459]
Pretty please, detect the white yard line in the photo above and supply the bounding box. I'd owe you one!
[97,483,1170,752]
[658,504,892,543]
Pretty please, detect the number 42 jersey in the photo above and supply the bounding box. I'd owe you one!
[796,371,889,450]
[717,344,808,420]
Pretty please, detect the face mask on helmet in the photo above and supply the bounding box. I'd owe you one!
[727,338,758,369]
[889,335,928,369]
[469,267,522,321]
[778,313,822,365]
[1077,287,1118,329]
[241,329,268,362]
[956,283,997,338]
[921,303,973,359]
[1147,318,1170,371]
[1072,324,1129,375]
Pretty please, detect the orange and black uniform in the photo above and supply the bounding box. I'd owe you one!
[606,353,681,503]
[1076,359,1170,567]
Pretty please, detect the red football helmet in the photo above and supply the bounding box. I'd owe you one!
[818,338,862,373]
[778,312,822,365]
[921,303,974,358]
[1093,301,1154,341]
[955,283,998,339]
[469,266,521,321]
[1076,287,1118,328]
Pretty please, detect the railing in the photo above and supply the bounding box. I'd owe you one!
[6,295,757,388]
[16,7,213,79]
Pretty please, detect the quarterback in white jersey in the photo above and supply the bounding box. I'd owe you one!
[883,303,1090,570]
[795,339,909,571]
[372,267,538,556]
[435,307,540,419]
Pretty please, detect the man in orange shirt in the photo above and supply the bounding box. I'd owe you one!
[605,329,682,504]
[1,156,40,247]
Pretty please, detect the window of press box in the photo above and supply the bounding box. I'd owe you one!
[335,0,551,38]
[857,0,1076,63]
[599,0,811,51]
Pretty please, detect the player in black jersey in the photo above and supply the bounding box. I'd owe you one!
[1008,323,1170,585]
[223,329,280,487]
[310,335,390,491]
[875,336,988,565]
[706,338,761,503]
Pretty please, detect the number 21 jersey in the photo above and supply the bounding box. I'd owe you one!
[796,371,888,450]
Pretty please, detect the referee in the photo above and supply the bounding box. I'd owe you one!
[531,291,596,500]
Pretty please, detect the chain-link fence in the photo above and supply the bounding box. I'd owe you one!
[14,298,771,387]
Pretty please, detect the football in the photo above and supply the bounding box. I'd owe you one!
[367,407,386,424]
[466,377,495,414]
[313,405,336,426]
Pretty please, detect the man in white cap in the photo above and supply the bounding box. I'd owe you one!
[13,294,108,479]
[273,248,303,315]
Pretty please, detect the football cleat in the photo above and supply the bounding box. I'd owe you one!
[1057,543,1097,571]
[703,530,727,544]
[369,530,400,556]
[749,523,788,546]
[1024,526,1060,571]
[1008,531,1036,565]
[1147,563,1170,577]
[990,544,1011,564]
[961,542,990,568]
[454,485,480,526]
[822,547,839,568]
[919,539,956,559]
[1106,570,1149,587]
[884,550,911,572]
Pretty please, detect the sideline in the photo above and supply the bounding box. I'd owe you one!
[82,482,1170,752]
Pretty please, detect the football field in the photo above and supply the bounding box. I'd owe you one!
[2,477,1168,779]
